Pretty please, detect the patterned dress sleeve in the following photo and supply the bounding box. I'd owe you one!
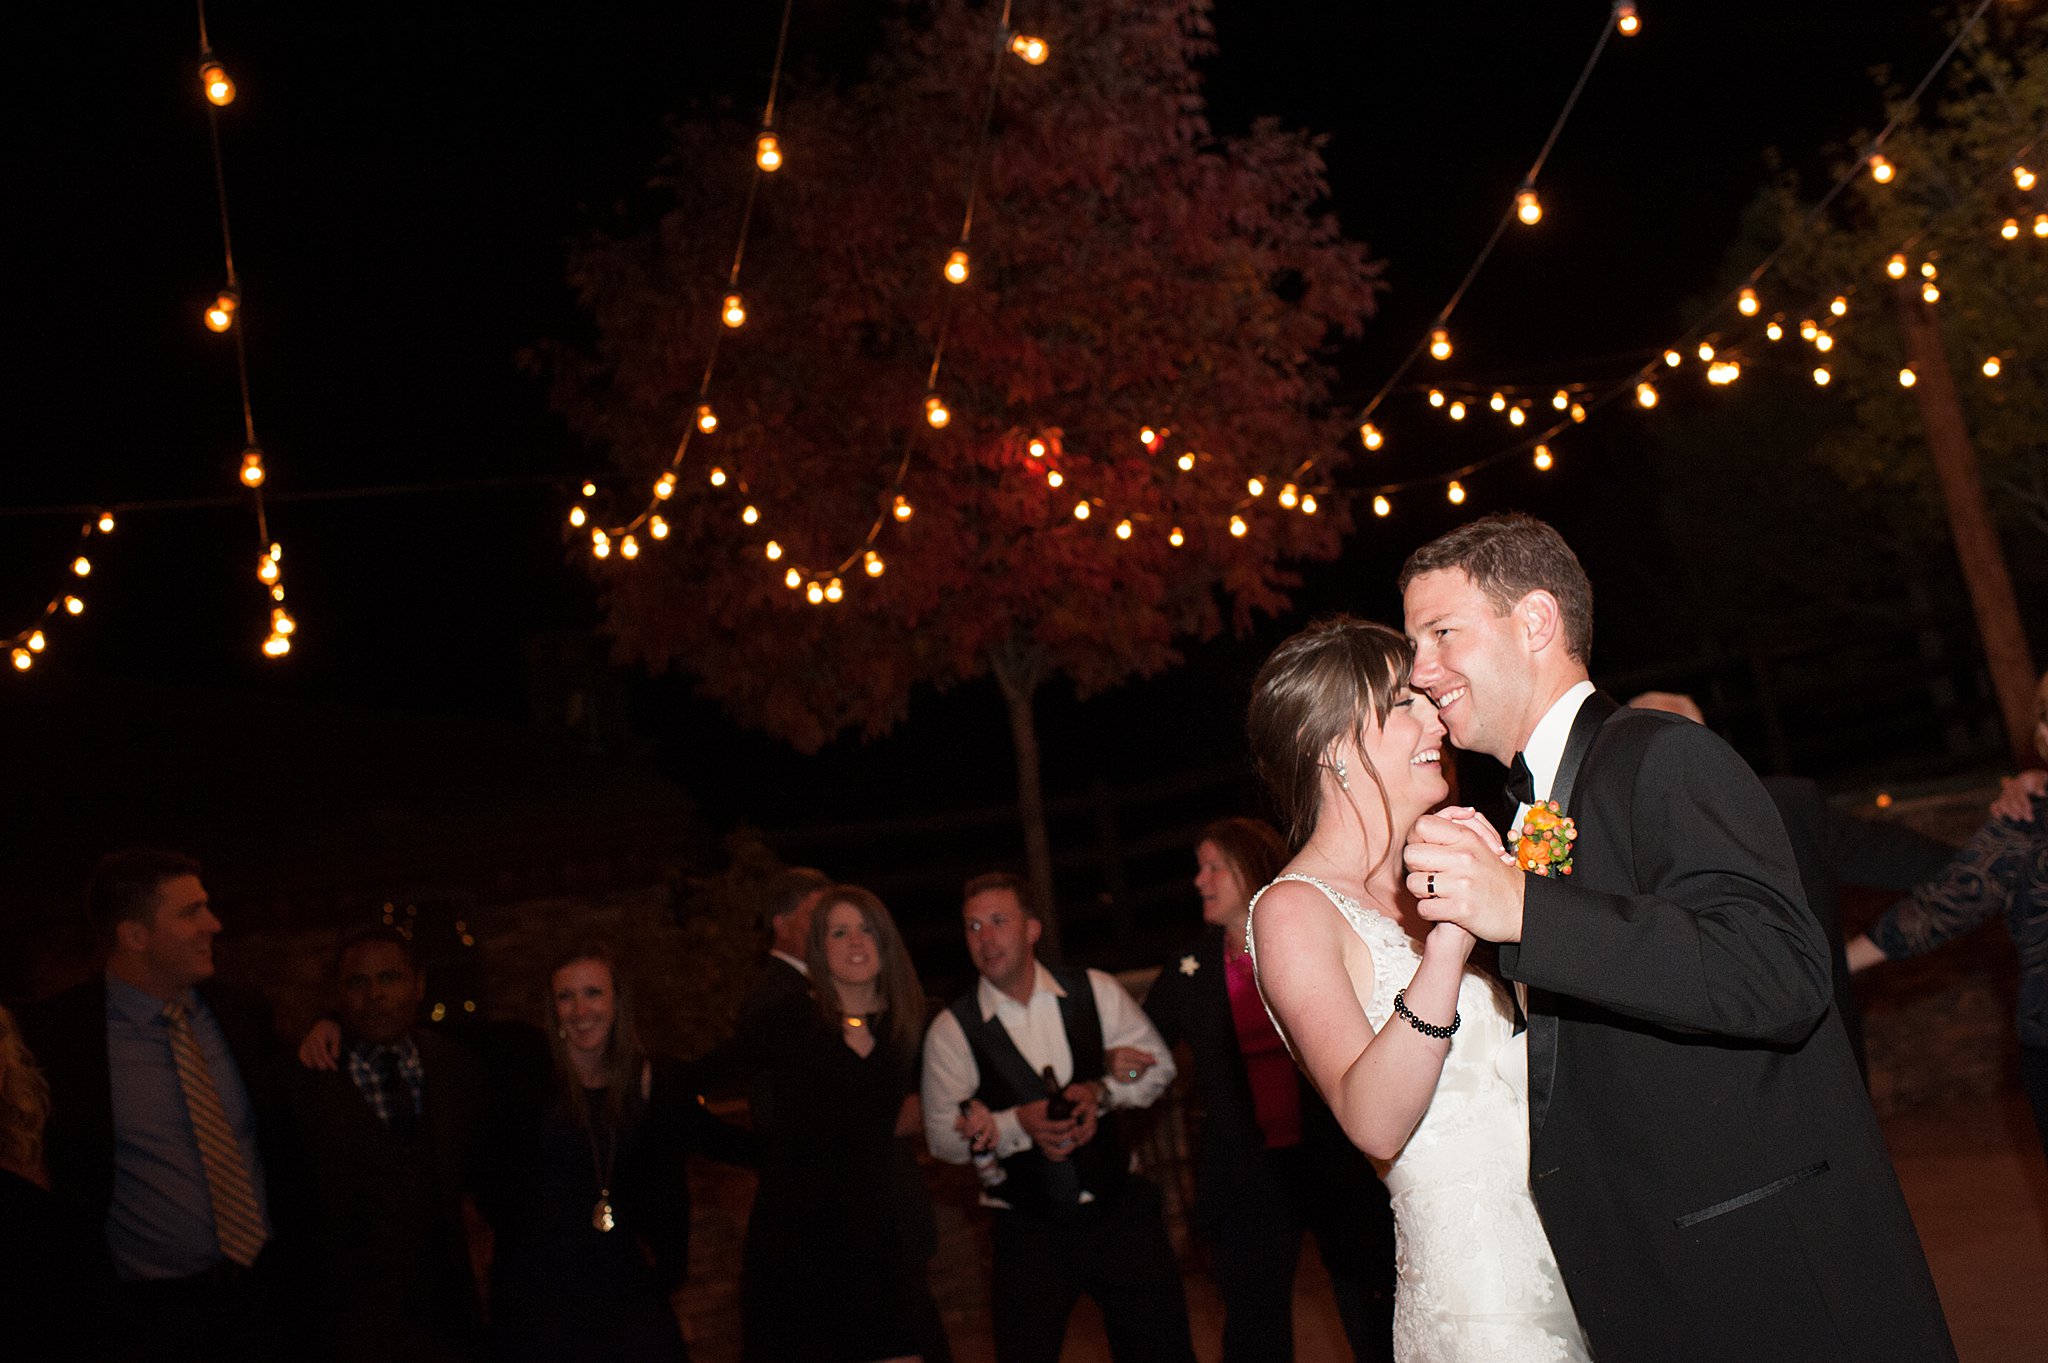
[1866,812,2033,959]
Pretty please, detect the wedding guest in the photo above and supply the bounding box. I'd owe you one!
[694,885,950,1363]
[1628,691,1956,1076]
[293,924,486,1362]
[922,873,1195,1363]
[1137,818,1395,1363]
[1848,666,2048,1161]
[479,944,754,1363]
[741,867,831,1028]
[23,848,309,1363]
[0,1002,70,1359]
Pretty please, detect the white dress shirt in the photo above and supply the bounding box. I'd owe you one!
[1512,679,1597,834]
[769,950,810,977]
[921,962,1175,1168]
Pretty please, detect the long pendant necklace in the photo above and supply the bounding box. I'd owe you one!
[585,1101,619,1233]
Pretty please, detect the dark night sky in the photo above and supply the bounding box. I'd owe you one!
[5,1,1957,834]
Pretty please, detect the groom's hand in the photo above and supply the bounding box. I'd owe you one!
[1405,812,1527,942]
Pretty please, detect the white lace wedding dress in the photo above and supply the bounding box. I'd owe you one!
[1249,873,1590,1363]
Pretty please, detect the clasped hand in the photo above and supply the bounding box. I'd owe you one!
[1402,806,1526,944]
[1014,1083,1102,1161]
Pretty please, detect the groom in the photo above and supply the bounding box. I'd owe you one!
[1396,515,1953,1363]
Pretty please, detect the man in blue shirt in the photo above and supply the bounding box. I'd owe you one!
[25,849,306,1362]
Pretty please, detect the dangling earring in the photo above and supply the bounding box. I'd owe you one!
[1333,756,1350,791]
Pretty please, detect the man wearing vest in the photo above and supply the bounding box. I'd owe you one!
[922,872,1197,1363]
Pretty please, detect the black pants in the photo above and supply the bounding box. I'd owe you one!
[1207,1145,1396,1363]
[110,1258,283,1363]
[989,1178,1196,1363]
[2021,1044,2048,1166]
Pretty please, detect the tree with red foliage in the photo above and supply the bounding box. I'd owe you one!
[548,0,1379,939]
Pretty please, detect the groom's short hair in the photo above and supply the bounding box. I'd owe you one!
[1399,514,1594,664]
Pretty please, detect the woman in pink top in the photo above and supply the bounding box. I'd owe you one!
[1135,818,1396,1363]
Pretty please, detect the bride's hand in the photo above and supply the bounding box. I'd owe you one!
[1423,920,1478,963]
[1435,805,1507,856]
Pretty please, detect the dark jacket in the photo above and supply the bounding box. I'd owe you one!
[292,1028,486,1361]
[1503,695,1954,1363]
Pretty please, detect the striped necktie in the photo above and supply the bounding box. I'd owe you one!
[162,1000,268,1268]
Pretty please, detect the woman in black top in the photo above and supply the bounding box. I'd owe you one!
[482,944,753,1363]
[702,885,946,1363]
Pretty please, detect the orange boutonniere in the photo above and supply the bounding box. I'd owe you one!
[1515,800,1577,877]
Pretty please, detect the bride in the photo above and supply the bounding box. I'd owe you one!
[1245,616,1588,1363]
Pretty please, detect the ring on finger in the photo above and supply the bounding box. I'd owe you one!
[1426,872,1437,896]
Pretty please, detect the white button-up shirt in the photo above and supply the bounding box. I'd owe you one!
[1512,679,1597,835]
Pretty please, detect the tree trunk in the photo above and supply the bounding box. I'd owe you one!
[1894,285,2040,768]
[989,639,1063,961]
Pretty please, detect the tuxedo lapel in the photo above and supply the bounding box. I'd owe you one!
[1525,689,1621,1145]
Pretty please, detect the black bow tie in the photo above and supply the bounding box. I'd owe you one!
[1505,752,1536,807]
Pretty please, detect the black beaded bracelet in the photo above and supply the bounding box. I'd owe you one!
[1393,988,1460,1040]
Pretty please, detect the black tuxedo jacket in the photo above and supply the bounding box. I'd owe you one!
[1502,694,1953,1362]
[22,978,312,1310]
[292,1028,485,1358]
[1142,926,1376,1228]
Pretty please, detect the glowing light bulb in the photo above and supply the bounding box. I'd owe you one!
[824,577,844,603]
[200,59,235,106]
[1508,407,1527,427]
[650,515,669,539]
[864,551,885,577]
[1920,261,1938,279]
[73,556,92,577]
[619,533,640,560]
[64,596,84,615]
[944,249,970,285]
[1169,527,1185,547]
[1615,3,1640,36]
[204,289,239,332]
[1812,366,1831,386]
[10,648,30,672]
[696,404,718,434]
[765,540,783,561]
[721,293,746,328]
[1800,319,1819,341]
[262,633,291,659]
[892,494,914,521]
[1046,469,1064,488]
[1813,333,1834,353]
[1897,367,1917,388]
[569,505,587,527]
[1115,518,1133,539]
[1009,33,1049,64]
[924,395,950,428]
[1869,152,1894,184]
[590,532,610,560]
[1737,287,1759,316]
[270,609,295,636]
[1278,483,1299,509]
[709,467,729,489]
[1886,253,1908,279]
[1247,477,1265,497]
[1428,328,1452,361]
[1448,401,1467,421]
[239,449,266,487]
[1027,438,1048,458]
[1765,321,1783,341]
[1570,403,1587,423]
[1697,342,1715,362]
[1073,501,1090,520]
[1533,444,1553,471]
[1428,389,1446,407]
[27,630,46,652]
[1228,515,1248,537]
[806,581,825,604]
[1921,282,1940,304]
[1446,480,1467,505]
[1707,361,1740,385]
[1301,494,1318,515]
[1488,392,1507,412]
[1360,422,1383,450]
[1830,295,1848,318]
[755,133,783,172]
[1982,356,2001,378]
[2002,218,2021,240]
[1372,495,1391,517]
[785,567,802,589]
[741,505,760,525]
[1553,389,1569,410]
[1635,381,1658,409]
[654,473,675,500]
[1515,188,1543,225]
[1176,452,1195,472]
[582,481,598,497]
[2035,214,2048,238]
[97,512,116,533]
[2016,164,2038,191]
[1664,350,1682,367]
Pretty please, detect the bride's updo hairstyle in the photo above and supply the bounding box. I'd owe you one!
[1248,616,1414,860]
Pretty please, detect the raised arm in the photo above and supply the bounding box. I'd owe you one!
[1250,880,1472,1161]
